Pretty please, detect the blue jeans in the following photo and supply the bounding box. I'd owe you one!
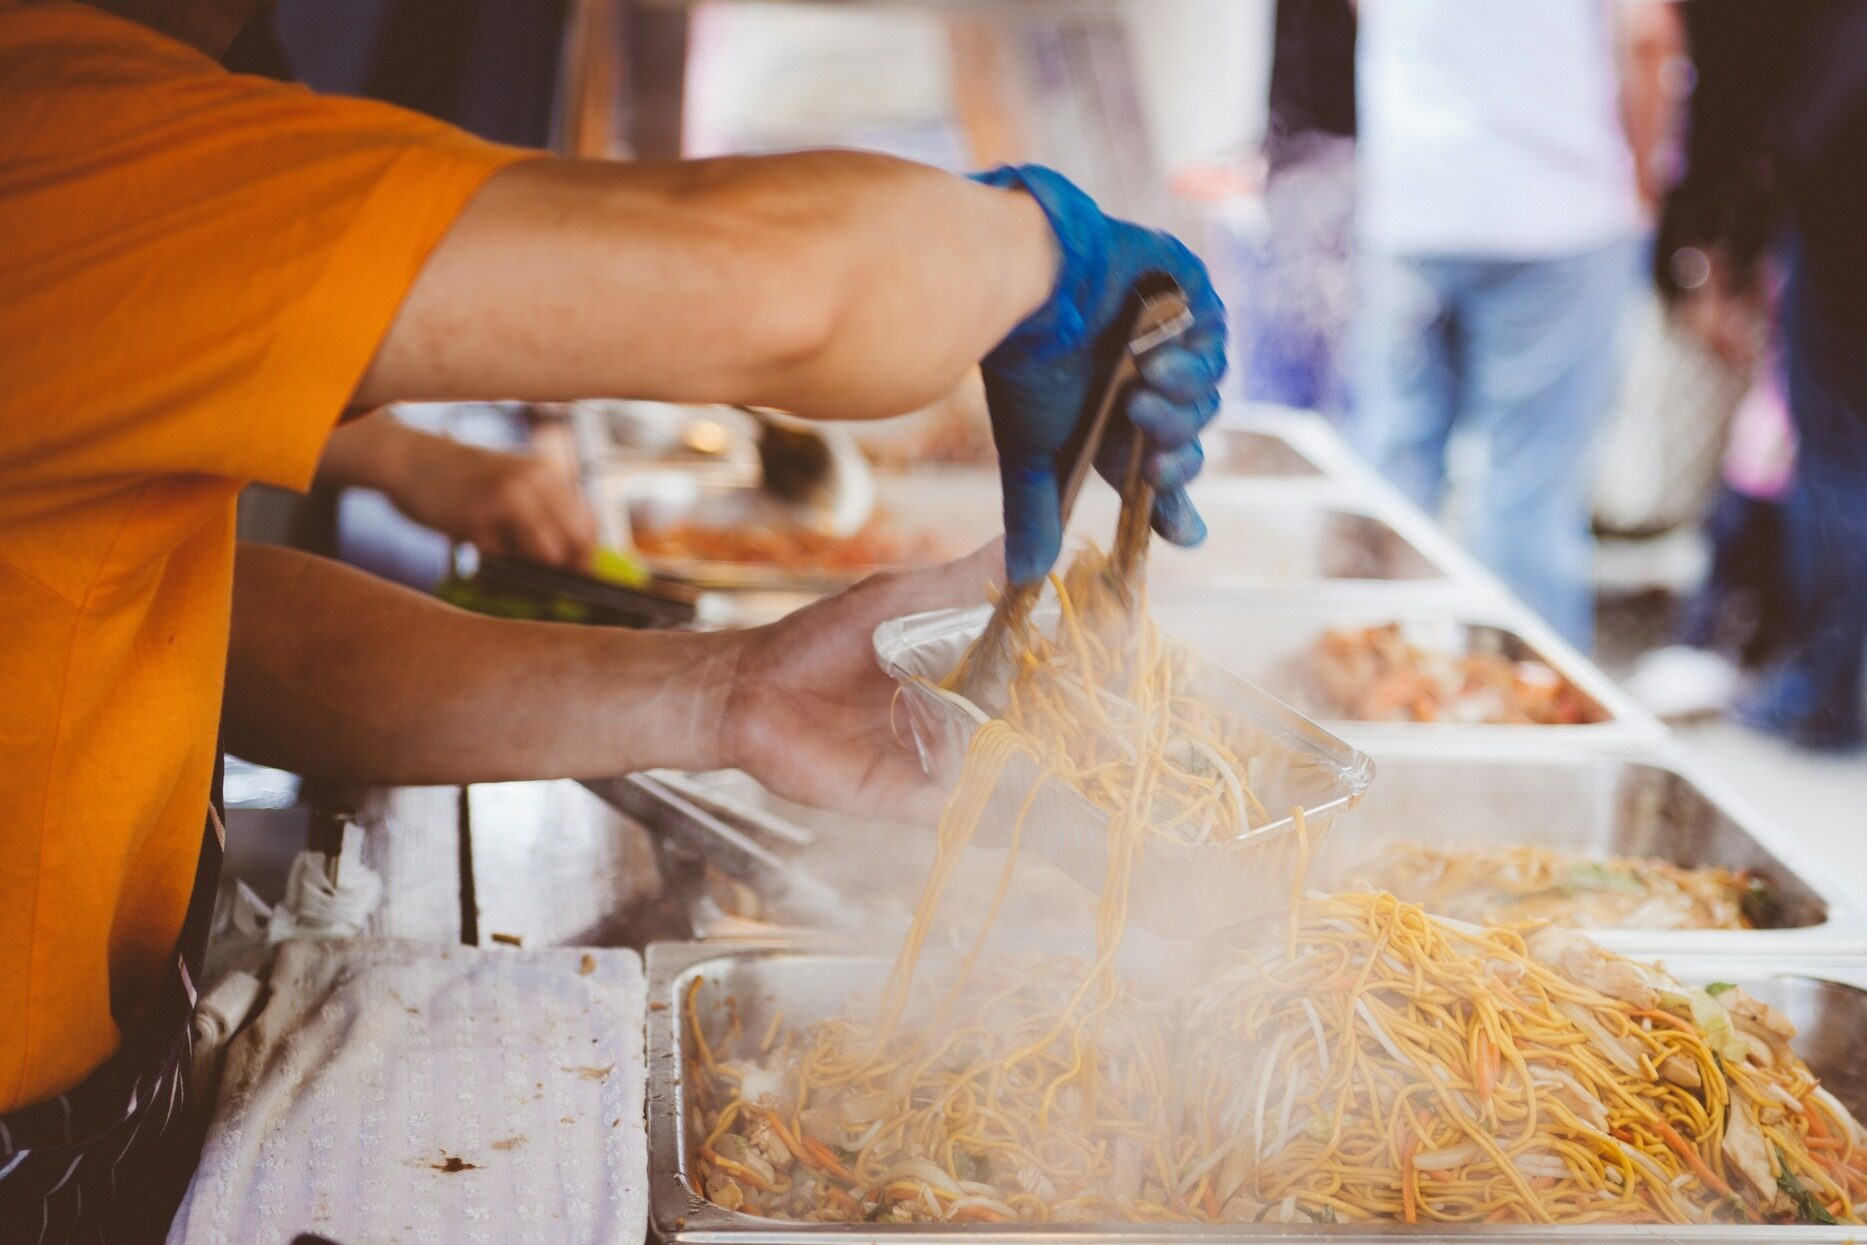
[1350,240,1635,648]
[1733,243,1867,748]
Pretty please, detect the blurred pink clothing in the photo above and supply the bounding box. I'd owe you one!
[1723,365,1797,501]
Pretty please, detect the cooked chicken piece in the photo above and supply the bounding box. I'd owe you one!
[706,1173,746,1212]
[1525,927,1658,1008]
[1738,1031,1776,1067]
[1658,1052,1703,1090]
[987,1151,1057,1201]
[796,1105,842,1146]
[714,1133,778,1186]
[1221,1195,1264,1221]
[1721,1100,1776,1200]
[745,1117,795,1172]
[1716,986,1797,1040]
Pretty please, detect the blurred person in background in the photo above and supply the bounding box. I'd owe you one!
[1644,0,1867,750]
[1247,0,1359,419]
[1348,0,1660,649]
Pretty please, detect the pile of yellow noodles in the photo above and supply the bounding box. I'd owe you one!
[1193,891,1861,1225]
[941,551,1269,848]
[691,890,1867,1225]
[866,547,1274,1036]
[688,544,1866,1226]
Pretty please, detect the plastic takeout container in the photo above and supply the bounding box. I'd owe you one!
[873,603,1375,940]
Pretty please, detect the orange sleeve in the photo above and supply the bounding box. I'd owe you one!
[0,1,540,497]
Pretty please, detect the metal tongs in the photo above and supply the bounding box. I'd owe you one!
[955,272,1195,701]
[579,770,852,930]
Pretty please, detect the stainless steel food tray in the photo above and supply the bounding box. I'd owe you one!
[1316,747,1866,956]
[651,770,1100,944]
[667,743,1865,955]
[1145,597,1660,746]
[1213,405,1371,485]
[1202,425,1328,479]
[647,941,1867,1243]
[607,466,1461,595]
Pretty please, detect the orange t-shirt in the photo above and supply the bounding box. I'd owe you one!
[0,2,533,1111]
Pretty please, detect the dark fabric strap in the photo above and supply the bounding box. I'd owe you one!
[0,798,226,1244]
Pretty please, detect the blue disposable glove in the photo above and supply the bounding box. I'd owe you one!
[973,164,1228,585]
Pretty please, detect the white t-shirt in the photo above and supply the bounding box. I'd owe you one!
[1355,0,1639,258]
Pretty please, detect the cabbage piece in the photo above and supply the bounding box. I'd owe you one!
[1658,987,1748,1065]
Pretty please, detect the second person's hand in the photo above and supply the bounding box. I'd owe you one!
[718,541,1003,824]
[396,439,600,569]
[972,164,1229,585]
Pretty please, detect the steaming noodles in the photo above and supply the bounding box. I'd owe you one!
[689,546,1867,1225]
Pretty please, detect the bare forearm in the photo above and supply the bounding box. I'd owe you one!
[314,409,420,493]
[226,543,742,784]
[1618,0,1683,212]
[357,152,1056,419]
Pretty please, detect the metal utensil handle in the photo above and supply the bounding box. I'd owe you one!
[961,274,1195,689]
[580,773,793,890]
[1111,278,1191,596]
[1058,272,1195,529]
[1112,424,1155,601]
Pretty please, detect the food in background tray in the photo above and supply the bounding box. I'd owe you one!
[632,513,948,573]
[686,892,1864,1225]
[1304,622,1607,724]
[1334,839,1782,930]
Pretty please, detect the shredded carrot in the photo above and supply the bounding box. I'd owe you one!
[1475,1034,1498,1103]
[803,1135,857,1183]
[1400,1120,1420,1225]
[1202,1181,1219,1219]
[754,1106,811,1169]
[951,1205,1011,1223]
[1629,1009,1697,1035]
[700,1145,774,1192]
[687,976,715,1074]
[1648,1118,1734,1200]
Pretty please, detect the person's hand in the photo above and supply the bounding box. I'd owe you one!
[1661,244,1766,375]
[718,542,1002,823]
[1676,281,1765,375]
[392,439,600,569]
[972,164,1228,584]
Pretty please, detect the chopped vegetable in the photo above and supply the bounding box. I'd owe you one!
[1562,863,1643,894]
[1778,1145,1840,1225]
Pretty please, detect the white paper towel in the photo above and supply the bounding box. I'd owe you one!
[168,938,646,1245]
